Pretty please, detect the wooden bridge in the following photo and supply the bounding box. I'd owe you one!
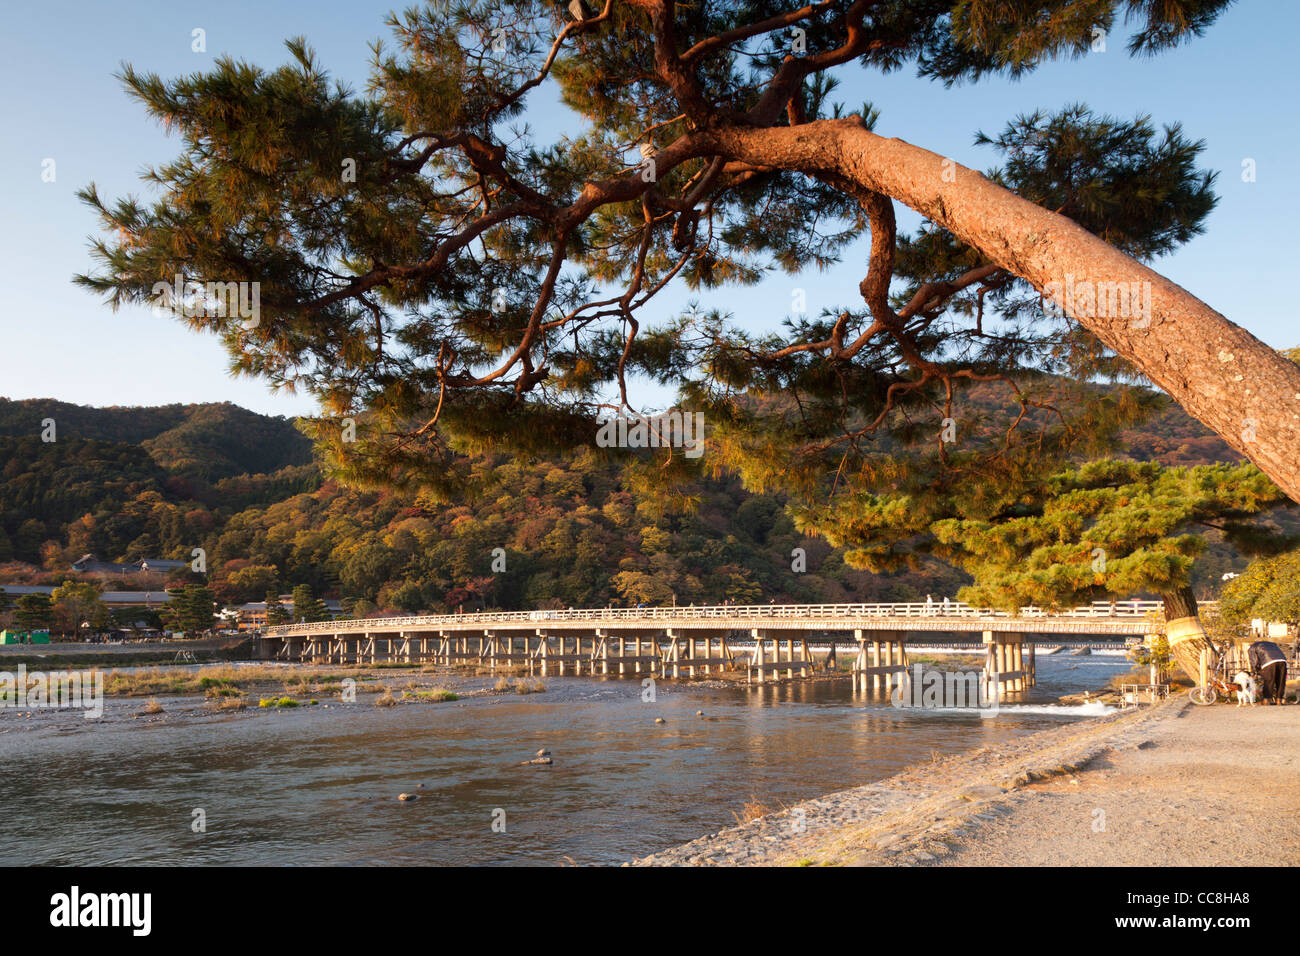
[259,600,1165,701]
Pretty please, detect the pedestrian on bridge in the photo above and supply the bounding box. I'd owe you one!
[1248,641,1289,705]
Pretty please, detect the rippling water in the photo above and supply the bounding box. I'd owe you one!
[0,656,1129,865]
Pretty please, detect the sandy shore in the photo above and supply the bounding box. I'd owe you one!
[631,695,1300,866]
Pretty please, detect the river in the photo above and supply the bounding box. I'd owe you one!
[0,655,1130,865]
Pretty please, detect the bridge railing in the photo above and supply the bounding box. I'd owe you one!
[264,599,1167,638]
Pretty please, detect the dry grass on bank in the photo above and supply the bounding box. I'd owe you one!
[731,797,770,825]
[493,676,546,694]
[100,665,378,699]
[404,688,459,702]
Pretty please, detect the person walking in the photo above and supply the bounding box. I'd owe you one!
[1248,640,1289,705]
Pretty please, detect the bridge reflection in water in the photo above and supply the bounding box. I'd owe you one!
[259,600,1165,701]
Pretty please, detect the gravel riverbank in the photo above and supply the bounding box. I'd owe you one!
[630,695,1300,866]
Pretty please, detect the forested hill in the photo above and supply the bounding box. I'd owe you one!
[0,391,1247,612]
[0,398,313,480]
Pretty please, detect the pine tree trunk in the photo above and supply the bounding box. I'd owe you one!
[1161,585,1199,622]
[706,120,1300,503]
[1160,585,1210,683]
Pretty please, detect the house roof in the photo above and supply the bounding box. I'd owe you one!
[0,586,171,604]
[236,599,343,613]
[101,592,174,604]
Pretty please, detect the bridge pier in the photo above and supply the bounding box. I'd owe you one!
[534,630,549,675]
[748,629,814,683]
[852,630,908,693]
[665,628,733,677]
[983,631,1031,700]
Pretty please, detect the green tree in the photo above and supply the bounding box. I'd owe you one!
[612,570,675,606]
[1220,549,1300,629]
[164,584,217,635]
[75,0,1300,507]
[386,580,429,614]
[264,588,290,626]
[291,584,330,623]
[14,593,53,632]
[50,580,110,636]
[798,458,1292,679]
[223,564,281,603]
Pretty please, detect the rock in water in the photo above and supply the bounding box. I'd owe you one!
[521,756,553,766]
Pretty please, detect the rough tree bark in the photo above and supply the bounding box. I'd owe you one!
[699,118,1300,503]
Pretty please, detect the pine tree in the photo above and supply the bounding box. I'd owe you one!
[72,1,1300,504]
[164,584,217,635]
[264,588,290,627]
[14,593,53,632]
[796,458,1294,680]
[291,584,329,623]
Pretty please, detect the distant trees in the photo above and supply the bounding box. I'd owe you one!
[164,584,217,635]
[1,393,1284,624]
[1220,549,1300,629]
[445,577,496,613]
[290,584,329,623]
[50,580,110,636]
[264,588,290,627]
[612,570,675,607]
[13,593,53,631]
[222,564,280,603]
[385,581,430,614]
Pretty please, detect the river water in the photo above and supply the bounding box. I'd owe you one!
[0,655,1129,866]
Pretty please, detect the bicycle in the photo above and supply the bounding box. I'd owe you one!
[1188,650,1249,705]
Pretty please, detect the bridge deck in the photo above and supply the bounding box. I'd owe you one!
[264,600,1167,639]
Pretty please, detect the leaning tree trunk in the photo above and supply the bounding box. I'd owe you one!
[706,119,1300,504]
[1159,585,1213,684]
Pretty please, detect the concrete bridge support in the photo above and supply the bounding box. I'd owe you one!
[748,629,815,683]
[602,631,660,676]
[852,629,908,693]
[664,628,734,677]
[983,631,1035,700]
[532,630,592,676]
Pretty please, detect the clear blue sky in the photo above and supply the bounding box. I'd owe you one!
[1,0,1295,417]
